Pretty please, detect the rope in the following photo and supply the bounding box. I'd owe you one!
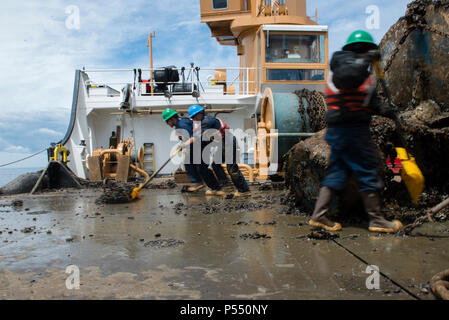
[431,269,449,300]
[0,148,47,168]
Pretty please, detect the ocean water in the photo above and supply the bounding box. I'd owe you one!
[0,167,45,188]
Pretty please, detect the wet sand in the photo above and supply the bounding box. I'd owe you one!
[0,186,447,299]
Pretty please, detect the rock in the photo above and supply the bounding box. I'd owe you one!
[380,0,449,109]
[240,232,271,240]
[12,200,23,207]
[307,230,339,241]
[284,130,365,217]
[144,238,184,249]
[95,180,136,204]
[0,172,43,195]
[21,227,35,234]
[414,100,441,123]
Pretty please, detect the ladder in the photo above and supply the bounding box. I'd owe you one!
[143,143,155,174]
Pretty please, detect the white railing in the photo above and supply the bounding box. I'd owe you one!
[83,67,258,97]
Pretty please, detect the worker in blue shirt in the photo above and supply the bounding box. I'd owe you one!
[163,108,226,196]
[162,108,204,192]
[188,105,251,197]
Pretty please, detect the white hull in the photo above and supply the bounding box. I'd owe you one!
[62,70,259,179]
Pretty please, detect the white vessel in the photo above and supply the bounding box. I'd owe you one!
[58,0,329,182]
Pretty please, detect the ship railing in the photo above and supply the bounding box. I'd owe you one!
[83,67,258,97]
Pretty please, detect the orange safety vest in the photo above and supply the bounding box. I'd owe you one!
[325,75,376,112]
[216,117,229,139]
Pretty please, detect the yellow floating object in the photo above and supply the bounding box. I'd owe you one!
[396,147,425,205]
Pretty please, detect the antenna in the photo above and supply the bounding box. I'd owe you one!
[147,31,156,96]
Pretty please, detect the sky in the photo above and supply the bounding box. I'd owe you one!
[0,0,412,168]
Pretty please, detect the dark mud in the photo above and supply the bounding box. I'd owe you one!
[0,187,448,299]
[258,183,285,191]
[144,238,185,249]
[171,194,279,215]
[0,200,23,208]
[307,230,340,241]
[95,180,137,204]
[95,178,178,204]
[146,180,177,189]
[240,232,271,240]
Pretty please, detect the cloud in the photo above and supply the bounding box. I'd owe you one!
[36,128,64,136]
[0,0,411,167]
[309,0,411,54]
[5,146,31,154]
[0,151,47,169]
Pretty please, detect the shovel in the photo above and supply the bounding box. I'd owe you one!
[373,60,425,204]
[130,147,182,200]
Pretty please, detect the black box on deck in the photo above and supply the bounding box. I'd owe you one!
[153,66,179,85]
[172,83,198,94]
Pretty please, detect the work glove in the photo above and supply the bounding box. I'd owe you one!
[379,104,398,120]
[180,141,190,149]
[367,50,381,62]
[385,142,397,162]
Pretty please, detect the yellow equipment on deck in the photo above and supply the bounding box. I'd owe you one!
[373,60,424,204]
[131,147,182,200]
[87,138,149,183]
[395,148,425,205]
[50,143,68,163]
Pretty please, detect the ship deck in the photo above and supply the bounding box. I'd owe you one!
[0,185,447,299]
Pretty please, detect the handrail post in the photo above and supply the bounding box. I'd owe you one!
[191,66,195,93]
[246,68,249,95]
[147,31,156,96]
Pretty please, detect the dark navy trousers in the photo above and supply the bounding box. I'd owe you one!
[322,126,383,192]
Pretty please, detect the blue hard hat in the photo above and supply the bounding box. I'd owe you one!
[188,105,204,118]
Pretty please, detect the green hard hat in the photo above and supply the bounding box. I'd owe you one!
[162,108,178,122]
[343,30,378,51]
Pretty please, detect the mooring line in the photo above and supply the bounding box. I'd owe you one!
[0,149,47,168]
[331,238,421,300]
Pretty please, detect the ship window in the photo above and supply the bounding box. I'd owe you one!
[266,69,325,81]
[212,0,228,10]
[265,33,325,64]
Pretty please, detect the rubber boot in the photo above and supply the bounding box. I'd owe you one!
[205,189,227,196]
[309,187,342,231]
[362,191,403,233]
[187,183,205,192]
[233,191,251,198]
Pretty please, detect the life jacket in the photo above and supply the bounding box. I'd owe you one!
[325,74,376,113]
[193,116,229,140]
[175,117,194,141]
[192,121,201,133]
[216,117,229,139]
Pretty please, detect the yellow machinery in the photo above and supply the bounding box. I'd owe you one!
[373,60,425,204]
[87,138,149,183]
[395,147,425,205]
[50,143,69,163]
